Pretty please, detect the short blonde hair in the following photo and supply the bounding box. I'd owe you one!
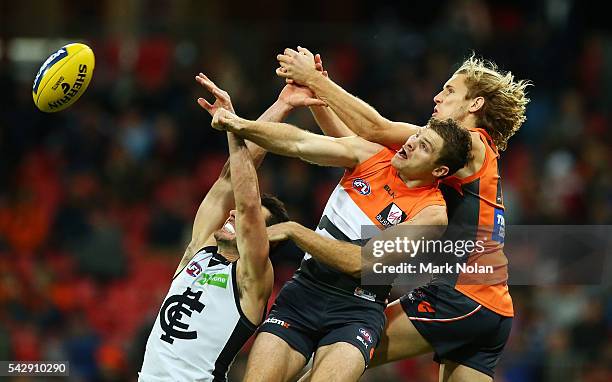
[455,54,532,151]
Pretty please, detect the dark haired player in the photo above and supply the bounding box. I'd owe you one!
[138,73,321,381]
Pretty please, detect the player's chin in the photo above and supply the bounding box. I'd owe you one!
[391,154,404,168]
[213,230,236,243]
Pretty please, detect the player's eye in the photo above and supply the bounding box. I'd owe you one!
[420,142,427,150]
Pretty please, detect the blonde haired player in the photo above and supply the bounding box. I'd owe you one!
[277,49,531,382]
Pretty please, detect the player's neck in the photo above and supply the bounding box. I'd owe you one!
[398,172,436,188]
[217,245,239,262]
[461,115,477,130]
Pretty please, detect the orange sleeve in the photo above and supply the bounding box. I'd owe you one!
[346,148,393,178]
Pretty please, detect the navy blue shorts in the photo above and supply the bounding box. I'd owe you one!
[400,284,512,378]
[259,278,386,368]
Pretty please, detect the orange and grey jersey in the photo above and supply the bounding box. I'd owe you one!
[139,247,258,382]
[295,148,446,305]
[435,128,513,317]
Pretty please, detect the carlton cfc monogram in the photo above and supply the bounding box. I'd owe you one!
[159,287,205,344]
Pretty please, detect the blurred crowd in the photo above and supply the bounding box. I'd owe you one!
[0,0,611,381]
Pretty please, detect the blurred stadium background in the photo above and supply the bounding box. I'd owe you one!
[0,0,611,381]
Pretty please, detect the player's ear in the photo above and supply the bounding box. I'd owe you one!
[468,96,485,113]
[432,165,449,178]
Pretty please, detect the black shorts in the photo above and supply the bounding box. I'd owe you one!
[259,278,386,368]
[400,284,512,378]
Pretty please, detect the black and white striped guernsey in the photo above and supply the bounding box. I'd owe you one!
[139,246,257,382]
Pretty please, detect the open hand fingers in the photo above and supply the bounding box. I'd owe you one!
[197,97,214,113]
[211,87,229,102]
[276,67,291,78]
[297,46,314,58]
[303,97,327,107]
[196,73,216,89]
[277,54,294,65]
[283,47,299,57]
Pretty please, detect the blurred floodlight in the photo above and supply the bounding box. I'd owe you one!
[8,38,73,62]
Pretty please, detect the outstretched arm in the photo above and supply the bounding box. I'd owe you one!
[228,132,271,300]
[176,75,293,276]
[267,205,448,278]
[277,47,420,148]
[211,108,383,169]
[268,221,364,278]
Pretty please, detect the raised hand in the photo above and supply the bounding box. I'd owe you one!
[277,83,326,108]
[195,73,235,116]
[211,108,242,131]
[314,52,329,78]
[266,223,291,242]
[276,46,321,86]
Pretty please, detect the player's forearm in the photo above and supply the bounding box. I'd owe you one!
[245,100,295,168]
[286,222,362,278]
[227,132,260,210]
[306,76,389,140]
[309,105,355,138]
[226,118,306,160]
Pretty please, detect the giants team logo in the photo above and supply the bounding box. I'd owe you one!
[186,261,202,277]
[352,178,371,195]
[159,287,205,344]
[376,202,407,227]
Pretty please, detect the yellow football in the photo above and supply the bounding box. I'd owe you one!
[32,43,95,112]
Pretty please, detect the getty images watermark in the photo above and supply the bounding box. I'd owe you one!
[359,225,612,286]
[371,236,493,275]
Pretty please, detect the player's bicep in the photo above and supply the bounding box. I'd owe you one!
[294,133,360,168]
[296,134,384,168]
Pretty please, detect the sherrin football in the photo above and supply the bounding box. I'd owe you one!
[32,43,95,112]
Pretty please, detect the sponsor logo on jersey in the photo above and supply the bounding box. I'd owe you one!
[375,202,407,227]
[263,317,290,328]
[492,208,505,243]
[356,335,369,348]
[196,273,229,288]
[159,287,205,344]
[352,178,371,195]
[353,287,376,302]
[384,184,395,198]
[417,301,436,313]
[406,288,426,303]
[186,261,202,277]
[359,328,373,343]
